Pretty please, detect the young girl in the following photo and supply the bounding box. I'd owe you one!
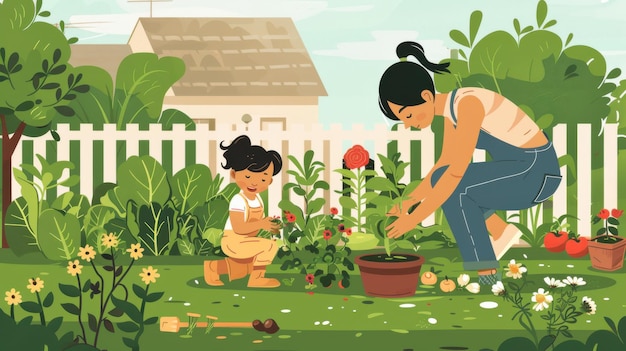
[379,41,561,285]
[204,135,283,288]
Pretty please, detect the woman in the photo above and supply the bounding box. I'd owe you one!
[379,41,561,285]
[204,135,283,288]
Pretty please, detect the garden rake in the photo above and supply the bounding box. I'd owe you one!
[160,312,280,336]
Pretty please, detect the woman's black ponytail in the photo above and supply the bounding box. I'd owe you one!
[378,41,450,120]
[396,41,450,74]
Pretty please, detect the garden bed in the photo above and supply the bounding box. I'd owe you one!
[1,247,624,350]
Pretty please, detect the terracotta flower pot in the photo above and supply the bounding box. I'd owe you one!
[355,253,425,297]
[587,235,626,271]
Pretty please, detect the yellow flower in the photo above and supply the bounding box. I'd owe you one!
[102,233,119,249]
[126,243,144,260]
[505,259,527,279]
[67,260,83,276]
[27,277,44,294]
[4,289,22,306]
[139,266,160,285]
[78,245,97,262]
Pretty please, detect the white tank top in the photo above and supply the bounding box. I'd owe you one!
[442,87,541,147]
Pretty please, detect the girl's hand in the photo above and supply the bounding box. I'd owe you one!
[387,201,413,216]
[260,217,281,234]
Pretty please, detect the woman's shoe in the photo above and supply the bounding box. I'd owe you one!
[490,224,523,260]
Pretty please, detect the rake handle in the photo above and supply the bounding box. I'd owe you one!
[175,321,253,329]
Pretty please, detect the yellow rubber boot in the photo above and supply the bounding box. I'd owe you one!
[247,266,280,288]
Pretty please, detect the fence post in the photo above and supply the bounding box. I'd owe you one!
[577,124,592,237]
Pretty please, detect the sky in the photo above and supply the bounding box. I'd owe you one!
[41,0,626,129]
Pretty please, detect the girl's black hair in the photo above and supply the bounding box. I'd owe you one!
[378,41,451,120]
[220,135,282,175]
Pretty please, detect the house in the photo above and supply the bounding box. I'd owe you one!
[69,17,327,130]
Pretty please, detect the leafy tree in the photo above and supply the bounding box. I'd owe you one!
[0,0,88,248]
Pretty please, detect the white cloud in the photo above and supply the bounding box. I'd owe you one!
[313,30,451,62]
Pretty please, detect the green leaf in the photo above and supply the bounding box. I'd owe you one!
[42,291,54,307]
[88,313,97,332]
[145,291,164,303]
[38,11,50,17]
[469,10,483,46]
[117,155,170,207]
[133,284,146,300]
[172,164,212,214]
[117,321,140,333]
[123,337,137,349]
[536,0,548,28]
[103,318,115,333]
[16,101,34,112]
[144,316,158,325]
[449,29,470,48]
[68,37,79,44]
[54,105,75,117]
[61,303,80,315]
[20,301,42,313]
[543,19,557,29]
[51,130,60,141]
[158,109,195,130]
[608,217,619,226]
[111,295,143,324]
[38,209,81,261]
[47,316,63,333]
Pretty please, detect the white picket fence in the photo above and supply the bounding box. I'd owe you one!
[11,122,620,238]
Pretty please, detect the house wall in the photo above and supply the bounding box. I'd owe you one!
[163,96,320,129]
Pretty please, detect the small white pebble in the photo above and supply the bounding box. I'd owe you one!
[498,314,503,318]
[353,310,357,312]
[280,309,291,313]
[523,254,528,259]
[328,306,333,310]
[322,321,330,325]
[547,265,551,268]
[168,297,172,301]
[184,302,191,306]
[399,303,416,308]
[384,321,387,324]
[341,306,345,309]
[194,280,199,285]
[242,296,246,299]
[480,301,499,309]
[314,321,320,325]
[567,264,574,268]
[604,298,610,301]
[428,318,437,324]
[234,294,239,297]
[539,264,545,267]
[330,324,333,326]
[587,320,592,323]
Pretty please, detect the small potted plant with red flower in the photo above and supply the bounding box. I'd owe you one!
[588,208,626,271]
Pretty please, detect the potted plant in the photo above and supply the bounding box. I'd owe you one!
[587,208,626,271]
[353,153,437,298]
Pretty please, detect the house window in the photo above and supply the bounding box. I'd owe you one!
[260,117,286,131]
[192,118,215,130]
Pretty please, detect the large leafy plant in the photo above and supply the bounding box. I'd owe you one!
[363,153,444,257]
[6,154,87,260]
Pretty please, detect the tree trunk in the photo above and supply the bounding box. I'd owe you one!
[1,115,26,249]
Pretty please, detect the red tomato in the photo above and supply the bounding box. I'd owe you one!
[565,237,589,258]
[544,231,569,252]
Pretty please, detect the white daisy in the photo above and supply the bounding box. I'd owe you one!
[491,281,506,296]
[544,277,566,289]
[505,259,527,279]
[582,296,597,315]
[564,276,586,287]
[532,288,553,311]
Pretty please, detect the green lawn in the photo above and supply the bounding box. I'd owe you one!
[1,247,624,351]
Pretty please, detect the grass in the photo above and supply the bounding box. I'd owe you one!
[0,246,624,351]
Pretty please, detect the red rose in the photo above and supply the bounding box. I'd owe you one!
[345,228,352,236]
[598,209,610,220]
[330,207,339,215]
[286,213,297,223]
[611,209,623,219]
[343,145,370,170]
[305,274,315,284]
[323,230,332,240]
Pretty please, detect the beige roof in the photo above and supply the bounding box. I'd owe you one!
[132,17,327,97]
[69,44,132,78]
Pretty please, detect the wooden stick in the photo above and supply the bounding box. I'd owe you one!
[160,316,253,332]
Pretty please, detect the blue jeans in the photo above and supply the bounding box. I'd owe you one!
[431,131,561,271]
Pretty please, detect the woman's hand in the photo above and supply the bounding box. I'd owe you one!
[385,213,419,239]
[386,200,414,217]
